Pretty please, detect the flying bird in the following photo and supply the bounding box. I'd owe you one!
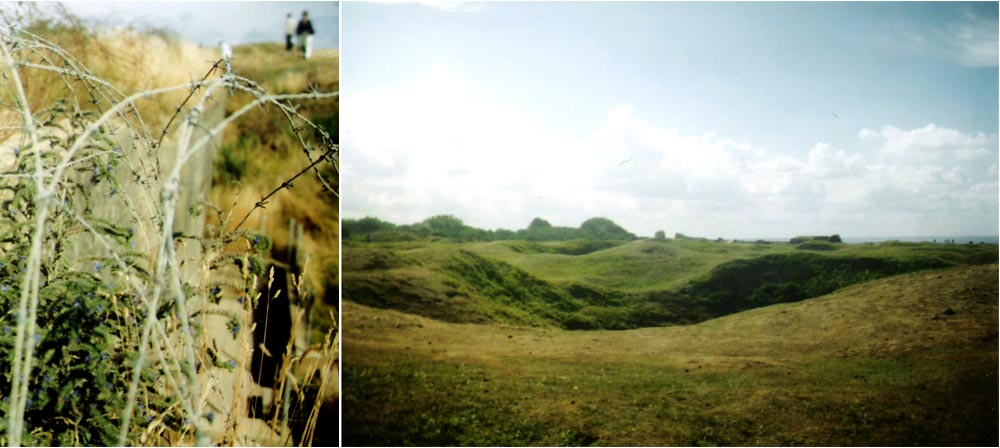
[618,158,632,167]
[831,112,838,118]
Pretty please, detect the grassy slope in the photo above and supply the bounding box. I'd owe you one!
[343,263,999,446]
[474,238,995,292]
[343,238,997,328]
[470,239,744,292]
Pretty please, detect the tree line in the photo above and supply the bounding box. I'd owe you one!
[342,215,638,242]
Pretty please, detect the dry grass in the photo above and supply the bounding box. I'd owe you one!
[0,23,215,144]
[230,43,338,94]
[93,28,216,123]
[208,42,339,318]
[4,9,332,446]
[98,29,215,89]
[344,264,998,446]
[201,42,338,445]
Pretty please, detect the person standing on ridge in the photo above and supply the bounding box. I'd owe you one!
[296,10,315,59]
[285,13,296,52]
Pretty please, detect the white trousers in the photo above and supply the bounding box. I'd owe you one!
[300,35,314,59]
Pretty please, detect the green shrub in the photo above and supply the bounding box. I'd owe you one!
[0,259,156,445]
[527,217,551,231]
[790,236,826,244]
[215,142,250,183]
[579,217,637,241]
[675,233,709,241]
[342,216,396,240]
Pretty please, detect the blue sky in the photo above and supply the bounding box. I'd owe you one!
[342,1,998,239]
[63,1,339,49]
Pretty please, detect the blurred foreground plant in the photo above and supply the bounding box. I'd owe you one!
[0,16,337,446]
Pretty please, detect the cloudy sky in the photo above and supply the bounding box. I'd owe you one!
[63,1,339,49]
[342,2,998,239]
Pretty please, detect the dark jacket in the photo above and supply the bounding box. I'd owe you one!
[296,19,315,36]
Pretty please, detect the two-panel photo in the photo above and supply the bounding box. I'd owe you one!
[0,1,996,447]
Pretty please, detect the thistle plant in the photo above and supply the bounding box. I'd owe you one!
[0,20,337,447]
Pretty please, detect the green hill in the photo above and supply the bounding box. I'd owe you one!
[342,216,998,446]
[343,233,997,330]
[343,263,999,446]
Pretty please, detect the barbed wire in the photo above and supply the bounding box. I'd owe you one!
[0,24,337,446]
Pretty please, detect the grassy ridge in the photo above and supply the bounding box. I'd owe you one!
[343,264,999,446]
[343,238,997,329]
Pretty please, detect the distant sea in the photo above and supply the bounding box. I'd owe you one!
[748,236,999,244]
[841,236,999,245]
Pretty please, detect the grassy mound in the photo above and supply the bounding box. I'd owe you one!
[343,238,998,330]
[344,246,585,328]
[343,263,999,446]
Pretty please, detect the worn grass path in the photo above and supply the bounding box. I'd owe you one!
[344,264,998,446]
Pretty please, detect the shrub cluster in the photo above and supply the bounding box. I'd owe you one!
[790,234,842,244]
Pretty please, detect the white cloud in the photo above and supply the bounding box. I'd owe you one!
[344,66,998,237]
[953,10,999,67]
[882,8,997,68]
[804,143,864,179]
[860,123,996,161]
[343,64,595,229]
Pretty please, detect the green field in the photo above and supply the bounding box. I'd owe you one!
[342,234,997,446]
